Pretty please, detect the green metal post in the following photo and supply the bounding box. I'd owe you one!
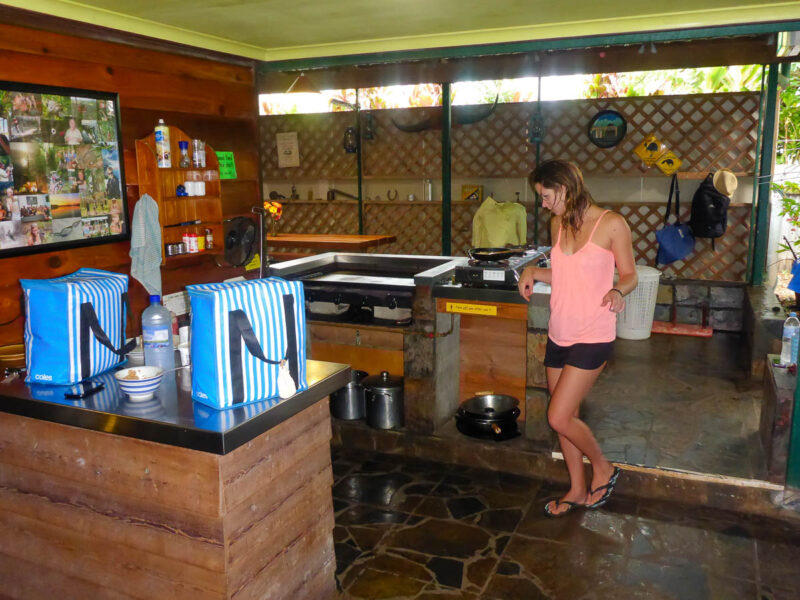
[746,65,766,283]
[786,61,800,490]
[751,64,780,286]
[356,89,364,234]
[442,82,452,256]
[788,382,800,488]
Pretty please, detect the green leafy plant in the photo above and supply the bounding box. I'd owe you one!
[776,180,800,257]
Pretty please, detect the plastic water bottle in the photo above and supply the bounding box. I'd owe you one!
[780,312,800,367]
[142,295,174,371]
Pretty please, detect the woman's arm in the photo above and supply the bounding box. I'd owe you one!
[517,265,551,301]
[601,213,638,313]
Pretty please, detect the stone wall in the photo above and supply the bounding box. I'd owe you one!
[655,280,746,331]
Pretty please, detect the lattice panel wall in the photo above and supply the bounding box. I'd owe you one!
[364,202,442,255]
[261,92,759,180]
[279,200,750,281]
[362,109,442,178]
[601,202,751,281]
[278,201,359,235]
[260,113,357,179]
[535,93,758,176]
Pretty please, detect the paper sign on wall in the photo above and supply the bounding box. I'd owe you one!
[276,131,300,168]
[216,151,237,179]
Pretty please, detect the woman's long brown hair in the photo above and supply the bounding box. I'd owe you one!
[529,160,594,238]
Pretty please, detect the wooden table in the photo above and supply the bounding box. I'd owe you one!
[266,233,396,251]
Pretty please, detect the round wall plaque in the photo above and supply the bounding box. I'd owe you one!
[587,109,627,148]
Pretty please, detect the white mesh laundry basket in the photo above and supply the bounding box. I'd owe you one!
[616,265,661,340]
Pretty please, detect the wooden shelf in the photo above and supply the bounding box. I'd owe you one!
[136,125,225,267]
[164,195,220,201]
[165,250,220,262]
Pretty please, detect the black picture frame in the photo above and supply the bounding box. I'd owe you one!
[587,109,627,149]
[0,80,129,258]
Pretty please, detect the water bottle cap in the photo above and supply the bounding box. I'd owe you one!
[149,295,161,304]
[791,312,797,318]
[179,141,188,149]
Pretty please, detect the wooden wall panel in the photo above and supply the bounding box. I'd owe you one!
[0,401,337,599]
[0,21,259,346]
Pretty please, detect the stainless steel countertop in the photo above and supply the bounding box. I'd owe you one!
[0,360,350,455]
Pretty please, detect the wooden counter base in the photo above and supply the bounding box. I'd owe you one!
[0,400,336,599]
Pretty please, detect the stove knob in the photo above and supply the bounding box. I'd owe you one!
[387,296,397,309]
[334,294,343,306]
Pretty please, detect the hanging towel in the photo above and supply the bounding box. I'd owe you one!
[472,196,527,247]
[129,194,162,296]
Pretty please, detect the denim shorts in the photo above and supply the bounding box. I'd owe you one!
[543,337,614,370]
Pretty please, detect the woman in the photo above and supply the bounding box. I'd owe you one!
[518,160,637,516]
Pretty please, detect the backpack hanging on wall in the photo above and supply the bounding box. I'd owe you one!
[688,172,730,250]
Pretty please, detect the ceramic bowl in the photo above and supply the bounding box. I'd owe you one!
[114,366,164,402]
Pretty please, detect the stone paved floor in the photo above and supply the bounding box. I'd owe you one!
[333,448,800,600]
[583,332,765,479]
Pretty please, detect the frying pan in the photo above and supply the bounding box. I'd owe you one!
[466,247,526,262]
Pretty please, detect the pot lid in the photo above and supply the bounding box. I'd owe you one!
[350,369,368,383]
[362,370,403,391]
[461,393,519,418]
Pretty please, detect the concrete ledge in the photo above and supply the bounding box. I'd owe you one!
[332,419,800,523]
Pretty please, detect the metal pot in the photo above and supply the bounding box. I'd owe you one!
[455,393,520,440]
[363,370,404,429]
[330,369,368,420]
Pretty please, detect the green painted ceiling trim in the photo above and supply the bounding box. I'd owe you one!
[5,0,266,60]
[259,20,800,73]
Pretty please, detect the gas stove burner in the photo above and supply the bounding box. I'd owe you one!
[468,258,508,267]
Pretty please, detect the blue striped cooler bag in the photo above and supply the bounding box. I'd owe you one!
[186,277,307,409]
[21,268,135,385]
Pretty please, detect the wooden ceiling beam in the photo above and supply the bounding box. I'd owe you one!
[257,35,783,93]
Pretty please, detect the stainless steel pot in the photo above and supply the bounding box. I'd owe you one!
[363,370,404,429]
[330,370,368,420]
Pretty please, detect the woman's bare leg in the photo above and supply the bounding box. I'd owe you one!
[545,367,587,514]
[546,364,615,512]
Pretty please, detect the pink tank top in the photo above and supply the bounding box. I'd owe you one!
[549,210,616,345]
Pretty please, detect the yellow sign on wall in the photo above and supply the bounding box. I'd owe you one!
[445,302,497,316]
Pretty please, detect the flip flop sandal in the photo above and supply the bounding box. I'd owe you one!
[586,466,622,509]
[544,498,585,518]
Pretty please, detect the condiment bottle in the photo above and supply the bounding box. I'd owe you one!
[205,228,214,250]
[197,233,205,251]
[178,141,190,168]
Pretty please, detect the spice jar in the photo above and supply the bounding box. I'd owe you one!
[205,228,214,250]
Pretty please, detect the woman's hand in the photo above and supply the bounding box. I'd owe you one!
[601,288,626,313]
[518,266,537,301]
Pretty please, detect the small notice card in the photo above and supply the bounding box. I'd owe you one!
[276,131,300,168]
[216,151,237,179]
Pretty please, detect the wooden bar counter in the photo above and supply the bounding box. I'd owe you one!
[266,233,396,251]
[0,360,349,600]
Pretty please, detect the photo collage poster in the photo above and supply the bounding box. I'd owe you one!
[0,86,126,253]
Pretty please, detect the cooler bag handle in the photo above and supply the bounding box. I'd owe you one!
[79,292,137,379]
[228,294,299,404]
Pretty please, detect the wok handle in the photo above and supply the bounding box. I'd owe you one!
[491,423,502,435]
[466,248,475,260]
